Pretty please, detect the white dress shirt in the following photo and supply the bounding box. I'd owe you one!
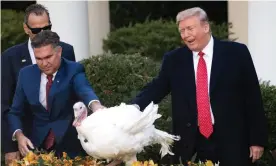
[28,38,36,64]
[40,72,57,109]
[192,36,215,124]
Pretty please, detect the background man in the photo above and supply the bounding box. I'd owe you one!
[1,4,75,164]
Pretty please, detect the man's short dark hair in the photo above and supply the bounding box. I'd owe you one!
[24,4,50,24]
[31,30,60,48]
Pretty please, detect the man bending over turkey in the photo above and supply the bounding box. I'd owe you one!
[7,30,105,159]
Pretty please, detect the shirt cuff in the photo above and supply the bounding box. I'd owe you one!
[88,100,100,110]
[12,129,22,141]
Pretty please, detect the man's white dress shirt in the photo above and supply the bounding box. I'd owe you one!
[192,36,215,124]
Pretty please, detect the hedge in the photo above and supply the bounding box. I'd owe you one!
[103,19,234,61]
[81,53,276,165]
[1,9,28,52]
[109,1,228,30]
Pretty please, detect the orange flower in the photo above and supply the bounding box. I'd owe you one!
[24,151,36,163]
[63,152,68,158]
[74,156,82,161]
[205,160,214,166]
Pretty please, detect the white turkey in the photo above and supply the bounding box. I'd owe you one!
[72,101,180,166]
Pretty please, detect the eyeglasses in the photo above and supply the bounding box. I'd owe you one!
[26,23,52,34]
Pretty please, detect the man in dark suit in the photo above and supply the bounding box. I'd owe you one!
[1,4,75,164]
[6,30,104,159]
[131,7,267,166]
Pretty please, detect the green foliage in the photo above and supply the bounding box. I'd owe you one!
[81,53,159,106]
[1,10,28,53]
[109,1,228,30]
[103,20,233,61]
[261,82,276,149]
[260,82,276,149]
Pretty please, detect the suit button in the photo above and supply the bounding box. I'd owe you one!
[186,123,191,127]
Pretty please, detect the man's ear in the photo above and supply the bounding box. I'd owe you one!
[204,22,210,33]
[57,46,62,57]
[23,23,30,35]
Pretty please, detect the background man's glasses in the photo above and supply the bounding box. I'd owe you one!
[26,23,52,34]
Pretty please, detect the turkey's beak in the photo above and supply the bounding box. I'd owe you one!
[73,110,81,127]
[72,109,87,127]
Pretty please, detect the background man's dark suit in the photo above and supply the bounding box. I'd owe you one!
[132,38,267,166]
[1,41,75,153]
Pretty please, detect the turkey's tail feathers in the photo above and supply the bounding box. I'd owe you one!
[154,129,181,158]
[125,102,161,134]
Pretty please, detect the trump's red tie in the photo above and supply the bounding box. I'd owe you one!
[196,51,213,138]
[45,75,55,150]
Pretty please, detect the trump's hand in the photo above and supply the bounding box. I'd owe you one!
[250,146,264,162]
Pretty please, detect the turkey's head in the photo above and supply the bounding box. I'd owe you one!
[73,102,88,127]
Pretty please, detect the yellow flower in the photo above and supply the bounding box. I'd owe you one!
[23,158,30,166]
[29,160,39,165]
[148,160,156,166]
[63,152,68,158]
[74,156,82,161]
[9,160,20,166]
[143,161,149,166]
[205,160,214,166]
[24,151,36,163]
[63,158,73,166]
[132,161,142,166]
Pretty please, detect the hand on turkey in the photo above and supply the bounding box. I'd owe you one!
[89,101,106,112]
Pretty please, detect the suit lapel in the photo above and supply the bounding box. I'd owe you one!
[20,41,32,67]
[48,59,65,111]
[31,66,42,105]
[178,48,197,111]
[210,39,224,95]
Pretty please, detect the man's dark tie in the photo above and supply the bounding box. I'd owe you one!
[45,75,55,150]
[196,51,213,138]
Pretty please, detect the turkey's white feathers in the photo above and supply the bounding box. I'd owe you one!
[73,101,180,165]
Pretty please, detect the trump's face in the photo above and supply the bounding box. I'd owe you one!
[34,44,62,75]
[178,15,210,52]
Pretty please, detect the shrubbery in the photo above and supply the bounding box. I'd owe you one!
[259,82,276,165]
[103,19,233,61]
[1,10,28,52]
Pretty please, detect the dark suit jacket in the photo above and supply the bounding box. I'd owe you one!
[7,58,98,156]
[1,41,75,153]
[132,38,268,166]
